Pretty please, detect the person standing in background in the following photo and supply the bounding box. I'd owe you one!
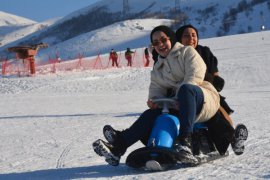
[144,47,150,67]
[125,48,134,67]
[109,49,119,67]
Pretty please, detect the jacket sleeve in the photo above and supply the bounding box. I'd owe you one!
[205,46,218,74]
[148,71,167,99]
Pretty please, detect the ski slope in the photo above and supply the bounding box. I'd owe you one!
[0,30,270,179]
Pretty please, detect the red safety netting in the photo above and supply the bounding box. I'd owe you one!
[1,58,32,77]
[2,47,154,77]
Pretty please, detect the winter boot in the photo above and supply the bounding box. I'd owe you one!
[231,124,248,155]
[174,134,198,165]
[103,125,120,145]
[92,139,121,166]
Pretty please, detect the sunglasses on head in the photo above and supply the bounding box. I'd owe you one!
[152,37,170,47]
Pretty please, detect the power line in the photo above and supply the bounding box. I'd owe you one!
[123,0,129,18]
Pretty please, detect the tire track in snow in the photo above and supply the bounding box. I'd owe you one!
[56,132,88,169]
[56,141,74,168]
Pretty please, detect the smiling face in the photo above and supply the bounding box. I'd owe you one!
[151,31,172,58]
[181,27,198,48]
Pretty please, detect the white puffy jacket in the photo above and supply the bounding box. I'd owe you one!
[149,42,220,122]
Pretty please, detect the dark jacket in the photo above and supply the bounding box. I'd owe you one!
[125,50,134,59]
[195,45,225,91]
[196,45,218,77]
[195,46,234,154]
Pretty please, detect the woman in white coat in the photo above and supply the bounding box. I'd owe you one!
[147,25,220,155]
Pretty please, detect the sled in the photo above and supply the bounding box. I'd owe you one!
[126,146,229,171]
[126,98,229,171]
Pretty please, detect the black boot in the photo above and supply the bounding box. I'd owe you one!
[231,124,248,155]
[103,125,128,155]
[103,125,120,145]
[93,125,127,166]
[177,134,193,153]
[174,134,198,165]
[92,139,121,166]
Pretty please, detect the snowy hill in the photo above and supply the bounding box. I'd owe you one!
[0,11,60,47]
[0,17,61,47]
[0,30,270,179]
[36,19,173,61]
[0,0,269,61]
[0,11,36,27]
[0,11,36,46]
[19,0,269,40]
[0,18,173,62]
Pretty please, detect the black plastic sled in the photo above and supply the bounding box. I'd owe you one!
[126,130,229,171]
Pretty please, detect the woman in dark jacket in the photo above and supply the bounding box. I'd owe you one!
[176,24,248,155]
[176,24,233,114]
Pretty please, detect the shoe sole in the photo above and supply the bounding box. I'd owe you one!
[232,124,248,155]
[103,125,116,144]
[92,139,120,166]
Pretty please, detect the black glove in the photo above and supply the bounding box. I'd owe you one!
[213,76,225,92]
[220,95,234,115]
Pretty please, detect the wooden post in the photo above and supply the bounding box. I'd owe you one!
[28,56,36,74]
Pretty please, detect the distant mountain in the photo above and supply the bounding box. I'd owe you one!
[0,11,36,46]
[0,11,60,48]
[0,0,269,60]
[0,11,36,27]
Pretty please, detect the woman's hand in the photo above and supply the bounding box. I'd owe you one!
[147,99,158,109]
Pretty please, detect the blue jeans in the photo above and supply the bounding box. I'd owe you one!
[177,84,204,135]
[121,84,204,147]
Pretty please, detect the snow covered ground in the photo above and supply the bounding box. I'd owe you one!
[0,30,270,179]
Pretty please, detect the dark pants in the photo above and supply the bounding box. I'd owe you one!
[177,84,204,135]
[121,84,204,148]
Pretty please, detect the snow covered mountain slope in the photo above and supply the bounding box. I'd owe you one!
[0,30,269,179]
[0,17,61,47]
[0,11,35,27]
[35,18,173,62]
[0,11,60,47]
[1,0,269,60]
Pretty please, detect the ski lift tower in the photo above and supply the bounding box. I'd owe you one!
[123,0,129,18]
[173,0,181,28]
[7,43,48,75]
[175,0,180,12]
[260,13,265,40]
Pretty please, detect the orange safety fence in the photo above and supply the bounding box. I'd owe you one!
[1,47,154,77]
[1,58,32,77]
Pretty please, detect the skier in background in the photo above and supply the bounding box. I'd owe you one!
[109,49,118,67]
[125,48,134,67]
[144,47,150,67]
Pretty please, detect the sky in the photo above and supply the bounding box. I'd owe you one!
[0,0,101,22]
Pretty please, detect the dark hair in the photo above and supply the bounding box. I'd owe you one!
[150,25,177,47]
[175,24,199,44]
